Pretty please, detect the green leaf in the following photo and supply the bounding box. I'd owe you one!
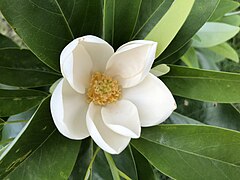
[196,48,222,71]
[192,22,240,48]
[0,49,61,87]
[104,0,142,49]
[161,65,240,103]
[0,89,47,116]
[175,97,240,131]
[6,131,80,180]
[0,0,74,71]
[104,152,121,180]
[219,14,240,26]
[0,96,55,178]
[145,0,195,57]
[132,125,240,179]
[1,108,35,141]
[167,112,203,125]
[130,0,174,40]
[132,147,155,180]
[70,139,113,180]
[208,43,239,63]
[112,146,138,180]
[158,0,220,61]
[0,34,18,49]
[155,40,191,65]
[57,0,103,38]
[209,0,240,21]
[92,149,113,180]
[150,64,170,77]
[70,138,94,180]
[181,47,199,68]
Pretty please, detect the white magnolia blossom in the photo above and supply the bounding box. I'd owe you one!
[50,35,176,154]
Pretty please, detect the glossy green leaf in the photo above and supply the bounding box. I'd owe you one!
[104,0,142,49]
[155,40,191,65]
[175,97,240,131]
[1,108,35,141]
[0,97,55,178]
[145,0,195,57]
[0,34,18,49]
[181,47,199,68]
[70,139,113,180]
[92,149,113,180]
[208,43,239,63]
[130,0,174,40]
[112,146,138,180]
[132,147,155,180]
[0,0,74,71]
[0,49,61,87]
[167,112,203,125]
[209,0,239,21]
[0,89,47,116]
[192,22,240,48]
[158,0,220,61]
[70,138,91,179]
[132,125,240,179]
[6,131,80,180]
[161,65,240,103]
[57,0,103,37]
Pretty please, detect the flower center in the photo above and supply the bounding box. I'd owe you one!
[87,72,122,106]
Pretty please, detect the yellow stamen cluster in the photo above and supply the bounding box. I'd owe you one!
[87,72,121,106]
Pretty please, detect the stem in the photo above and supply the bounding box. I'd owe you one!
[118,169,132,180]
[84,147,100,180]
[104,152,121,180]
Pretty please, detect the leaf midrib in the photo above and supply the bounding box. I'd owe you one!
[162,75,240,82]
[140,136,240,168]
[0,66,61,76]
[54,0,74,39]
[131,0,167,39]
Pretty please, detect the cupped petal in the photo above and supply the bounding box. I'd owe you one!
[105,40,157,88]
[61,43,93,94]
[76,35,114,72]
[86,103,131,154]
[102,100,141,138]
[50,79,89,139]
[123,73,177,127]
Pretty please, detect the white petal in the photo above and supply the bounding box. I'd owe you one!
[105,40,157,88]
[50,79,89,139]
[102,100,141,138]
[123,73,176,127]
[77,35,114,72]
[61,43,93,94]
[86,103,130,154]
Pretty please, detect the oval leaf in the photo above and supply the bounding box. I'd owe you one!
[6,131,80,180]
[0,89,47,116]
[158,0,220,62]
[161,65,240,103]
[0,0,74,71]
[104,0,142,49]
[132,125,240,179]
[192,22,240,48]
[0,49,61,87]
[145,0,195,57]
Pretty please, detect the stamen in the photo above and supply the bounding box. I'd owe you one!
[87,72,121,106]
